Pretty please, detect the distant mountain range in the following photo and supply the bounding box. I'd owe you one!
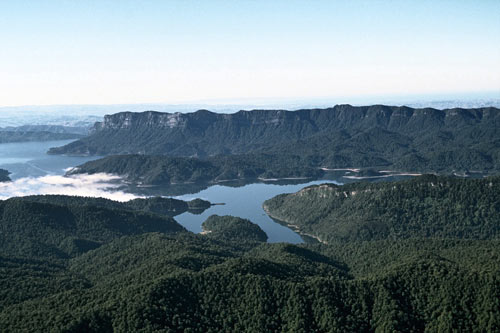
[51,105,500,174]
[0,131,83,144]
[0,124,90,135]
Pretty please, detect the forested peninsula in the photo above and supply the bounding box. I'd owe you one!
[68,154,323,185]
[264,175,500,243]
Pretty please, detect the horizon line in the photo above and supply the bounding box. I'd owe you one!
[1,90,499,110]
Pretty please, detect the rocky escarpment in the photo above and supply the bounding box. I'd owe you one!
[48,105,499,157]
[47,105,500,174]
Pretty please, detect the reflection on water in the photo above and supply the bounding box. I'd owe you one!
[126,173,416,243]
[0,139,418,244]
[130,179,340,244]
[125,177,321,197]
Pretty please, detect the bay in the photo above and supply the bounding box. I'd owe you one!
[0,140,100,179]
[0,140,414,244]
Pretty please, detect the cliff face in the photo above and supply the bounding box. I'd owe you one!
[93,111,190,131]
[93,105,494,132]
[48,105,499,157]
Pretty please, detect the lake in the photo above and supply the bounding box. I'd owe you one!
[0,140,100,179]
[0,140,413,243]
[127,180,342,243]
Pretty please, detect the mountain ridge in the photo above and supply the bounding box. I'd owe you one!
[48,104,500,157]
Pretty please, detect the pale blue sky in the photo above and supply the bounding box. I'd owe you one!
[1,0,499,106]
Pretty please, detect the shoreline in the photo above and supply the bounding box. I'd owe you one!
[262,204,328,245]
[343,172,422,180]
[117,175,318,187]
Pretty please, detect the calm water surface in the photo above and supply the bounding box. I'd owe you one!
[0,140,100,179]
[173,180,340,243]
[1,140,412,244]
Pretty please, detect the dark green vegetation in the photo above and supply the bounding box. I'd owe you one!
[0,179,499,331]
[0,197,186,259]
[0,168,10,182]
[69,153,323,185]
[1,230,499,331]
[264,175,500,243]
[49,105,500,174]
[0,131,82,143]
[20,195,211,217]
[202,215,268,242]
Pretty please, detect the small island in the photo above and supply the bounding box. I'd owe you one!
[201,215,268,242]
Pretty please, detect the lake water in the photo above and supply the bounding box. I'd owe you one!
[175,180,341,243]
[0,140,100,179]
[0,140,412,243]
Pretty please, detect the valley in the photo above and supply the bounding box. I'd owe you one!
[0,105,499,332]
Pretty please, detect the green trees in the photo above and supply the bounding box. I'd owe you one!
[50,106,500,174]
[1,228,499,331]
[264,175,500,243]
[201,215,268,242]
[1,174,500,331]
[0,197,186,259]
[20,194,211,217]
[69,153,324,185]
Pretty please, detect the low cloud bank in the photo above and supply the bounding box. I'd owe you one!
[0,173,141,201]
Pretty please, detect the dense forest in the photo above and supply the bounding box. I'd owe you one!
[0,168,10,182]
[1,227,499,331]
[0,196,187,259]
[49,105,500,174]
[1,175,499,331]
[202,215,268,242]
[19,195,211,217]
[264,175,500,243]
[69,153,323,185]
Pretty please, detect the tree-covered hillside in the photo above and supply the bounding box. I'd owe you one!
[202,215,268,242]
[1,176,500,331]
[20,195,211,217]
[1,232,498,332]
[264,175,500,243]
[48,105,500,174]
[69,153,323,185]
[0,197,186,259]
